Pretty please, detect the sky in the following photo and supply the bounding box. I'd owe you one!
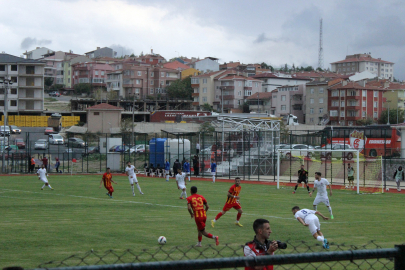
[0,0,404,80]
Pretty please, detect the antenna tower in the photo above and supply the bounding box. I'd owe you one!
[318,18,324,70]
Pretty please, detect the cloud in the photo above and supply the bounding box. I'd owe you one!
[20,37,52,50]
[253,33,282,44]
[109,44,134,57]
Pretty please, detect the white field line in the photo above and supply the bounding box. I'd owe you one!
[0,188,381,224]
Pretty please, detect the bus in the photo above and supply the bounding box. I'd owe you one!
[320,125,401,157]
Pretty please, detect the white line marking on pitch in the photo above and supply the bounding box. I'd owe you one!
[0,188,381,224]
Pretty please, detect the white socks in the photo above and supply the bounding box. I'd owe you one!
[42,184,45,189]
[316,236,324,242]
[131,185,135,194]
[328,206,333,215]
[313,205,317,211]
[42,184,52,189]
[188,176,190,181]
[136,183,142,193]
[213,176,215,183]
[180,191,187,198]
[166,175,169,181]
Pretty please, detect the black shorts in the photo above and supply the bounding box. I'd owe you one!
[297,178,308,184]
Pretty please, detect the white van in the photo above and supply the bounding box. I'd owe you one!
[0,126,11,136]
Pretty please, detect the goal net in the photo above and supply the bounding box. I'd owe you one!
[276,149,383,194]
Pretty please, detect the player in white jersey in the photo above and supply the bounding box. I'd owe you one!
[292,206,329,249]
[176,168,187,199]
[37,164,53,190]
[310,172,334,219]
[125,161,143,196]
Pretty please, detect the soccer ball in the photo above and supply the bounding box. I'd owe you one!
[386,188,389,192]
[345,186,348,189]
[158,236,167,245]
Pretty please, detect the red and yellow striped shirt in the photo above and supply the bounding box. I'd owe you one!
[187,194,207,218]
[102,173,112,188]
[226,184,241,204]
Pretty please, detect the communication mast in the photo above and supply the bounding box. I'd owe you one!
[318,18,324,70]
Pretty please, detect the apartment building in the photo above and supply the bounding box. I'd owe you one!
[191,70,227,110]
[189,57,220,72]
[0,53,45,113]
[328,81,386,126]
[220,62,266,77]
[251,73,311,93]
[136,50,166,65]
[271,84,305,123]
[305,79,332,125]
[330,53,394,81]
[85,47,115,59]
[63,55,92,89]
[23,47,54,60]
[71,62,114,88]
[247,92,273,113]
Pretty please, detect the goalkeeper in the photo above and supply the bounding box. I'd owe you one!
[293,165,310,194]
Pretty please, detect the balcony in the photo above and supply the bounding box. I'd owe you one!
[220,85,234,90]
[192,93,199,97]
[244,86,252,90]
[346,116,360,121]
[192,102,200,106]
[222,95,235,100]
[75,66,88,71]
[346,95,361,100]
[123,84,134,88]
[346,105,361,110]
[330,96,339,100]
[191,84,199,88]
[329,116,339,121]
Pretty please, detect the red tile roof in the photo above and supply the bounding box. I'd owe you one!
[329,81,383,90]
[86,103,124,110]
[246,92,273,100]
[331,56,393,64]
[163,61,190,70]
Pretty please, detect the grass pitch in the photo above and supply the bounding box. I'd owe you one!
[1,174,404,268]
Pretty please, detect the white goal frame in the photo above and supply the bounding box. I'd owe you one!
[276,149,362,194]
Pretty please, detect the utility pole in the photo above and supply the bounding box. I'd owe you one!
[1,77,13,173]
[257,92,260,113]
[318,18,324,70]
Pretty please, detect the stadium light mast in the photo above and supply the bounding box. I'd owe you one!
[0,77,13,173]
[318,18,324,70]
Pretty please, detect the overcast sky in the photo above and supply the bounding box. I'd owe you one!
[1,0,404,80]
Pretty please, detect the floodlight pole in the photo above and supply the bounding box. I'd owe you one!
[277,150,280,189]
[1,78,12,174]
[356,150,360,194]
[221,87,224,166]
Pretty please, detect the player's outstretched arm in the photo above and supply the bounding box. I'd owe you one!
[328,185,333,196]
[297,217,307,226]
[187,203,194,218]
[204,202,209,212]
[315,211,329,220]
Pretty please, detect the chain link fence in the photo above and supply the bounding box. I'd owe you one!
[35,241,400,269]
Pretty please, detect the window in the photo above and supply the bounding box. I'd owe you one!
[281,105,286,111]
[310,118,314,123]
[341,101,345,107]
[362,111,366,117]
[0,100,3,106]
[11,65,17,71]
[203,78,207,84]
[136,79,140,84]
[95,71,98,75]
[203,88,207,93]
[310,88,314,94]
[310,98,314,104]
[363,90,367,96]
[348,90,357,96]
[10,100,17,106]
[332,101,338,106]
[0,65,5,71]
[362,101,366,107]
[161,72,165,77]
[150,88,154,94]
[319,108,324,113]
[374,91,378,97]
[137,71,142,76]
[374,112,378,118]
[330,110,338,116]
[281,95,286,101]
[319,88,324,93]
[332,91,339,97]
[202,97,207,102]
[11,89,17,95]
[310,108,314,114]
[135,88,140,94]
[239,81,242,87]
[244,90,252,96]
[374,101,377,107]
[150,80,154,85]
[319,98,324,103]
[191,78,199,84]
[150,72,154,77]
[68,78,70,83]
[94,112,100,116]
[101,71,104,76]
[238,91,241,96]
[341,111,345,117]
[340,90,345,96]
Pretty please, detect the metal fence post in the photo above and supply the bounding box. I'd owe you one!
[395,245,405,270]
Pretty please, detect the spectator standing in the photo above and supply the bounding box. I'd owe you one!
[173,159,181,176]
[55,158,60,173]
[193,155,199,176]
[42,156,48,171]
[393,166,404,192]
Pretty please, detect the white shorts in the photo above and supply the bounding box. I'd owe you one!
[306,216,321,235]
[128,175,138,184]
[211,172,216,176]
[313,196,330,207]
[165,170,169,174]
[178,184,186,190]
[39,177,48,183]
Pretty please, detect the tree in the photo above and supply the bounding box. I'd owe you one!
[74,83,92,95]
[201,103,212,111]
[107,90,118,100]
[239,102,250,113]
[130,53,135,57]
[261,62,269,69]
[316,67,324,71]
[120,118,135,133]
[199,121,215,133]
[379,108,404,124]
[356,117,375,126]
[284,64,288,72]
[269,65,274,72]
[44,77,54,91]
[166,77,193,99]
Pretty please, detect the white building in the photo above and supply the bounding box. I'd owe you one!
[0,53,45,113]
[23,47,54,60]
[330,53,394,81]
[251,72,311,93]
[189,57,220,72]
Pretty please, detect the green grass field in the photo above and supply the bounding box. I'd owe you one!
[1,174,404,269]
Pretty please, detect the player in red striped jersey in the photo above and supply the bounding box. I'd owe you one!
[99,167,117,198]
[211,177,243,227]
[187,186,219,247]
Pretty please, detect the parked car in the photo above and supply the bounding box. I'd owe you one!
[280,144,315,158]
[65,138,87,148]
[34,139,48,150]
[320,144,355,160]
[0,126,11,136]
[109,145,120,152]
[82,146,100,157]
[44,127,54,135]
[9,125,21,134]
[132,144,149,153]
[15,138,25,149]
[48,134,64,145]
[49,91,60,97]
[5,145,19,151]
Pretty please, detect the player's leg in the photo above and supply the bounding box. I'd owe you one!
[129,177,135,195]
[166,170,169,181]
[305,181,310,193]
[135,182,143,194]
[293,180,299,194]
[235,207,243,227]
[182,187,187,198]
[188,173,190,182]
[201,229,219,245]
[212,172,215,183]
[196,230,203,247]
[323,198,333,219]
[396,180,401,191]
[46,182,53,189]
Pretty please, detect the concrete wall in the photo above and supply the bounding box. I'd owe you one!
[133,122,201,134]
[87,110,121,133]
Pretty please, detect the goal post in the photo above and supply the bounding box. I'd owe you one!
[276,148,383,194]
